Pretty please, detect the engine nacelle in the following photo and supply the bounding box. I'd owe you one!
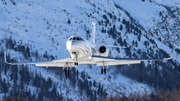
[98,46,109,57]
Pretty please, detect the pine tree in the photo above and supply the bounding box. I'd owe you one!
[93,80,96,87]
[67,19,71,24]
[120,24,123,30]
[35,50,38,58]
[2,96,11,101]
[25,47,30,58]
[138,34,141,41]
[94,90,97,101]
[98,82,101,95]
[107,94,113,101]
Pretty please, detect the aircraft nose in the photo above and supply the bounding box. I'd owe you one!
[66,41,72,51]
[71,42,79,49]
[66,41,79,51]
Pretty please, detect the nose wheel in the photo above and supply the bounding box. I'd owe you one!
[74,62,78,66]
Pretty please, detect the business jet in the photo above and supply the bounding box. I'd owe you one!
[5,22,174,75]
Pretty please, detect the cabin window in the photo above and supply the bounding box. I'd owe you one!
[73,37,76,40]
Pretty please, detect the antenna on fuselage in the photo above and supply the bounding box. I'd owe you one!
[90,22,96,44]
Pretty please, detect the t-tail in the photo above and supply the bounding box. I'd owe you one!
[90,22,96,44]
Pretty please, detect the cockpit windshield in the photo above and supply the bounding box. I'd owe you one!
[77,37,80,40]
[69,37,84,41]
[69,37,73,41]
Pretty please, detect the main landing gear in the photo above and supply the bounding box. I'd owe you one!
[101,68,106,74]
[63,66,70,75]
[65,69,70,75]
[101,62,106,74]
[63,63,71,75]
[63,62,78,75]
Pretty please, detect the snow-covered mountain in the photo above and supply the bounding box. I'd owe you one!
[0,0,180,100]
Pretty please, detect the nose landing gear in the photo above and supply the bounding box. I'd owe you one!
[72,52,78,65]
[74,62,78,66]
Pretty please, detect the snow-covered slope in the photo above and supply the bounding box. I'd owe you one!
[0,0,180,100]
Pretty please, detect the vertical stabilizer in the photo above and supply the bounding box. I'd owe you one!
[90,22,96,44]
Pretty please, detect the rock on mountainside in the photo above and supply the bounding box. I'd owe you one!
[0,0,180,100]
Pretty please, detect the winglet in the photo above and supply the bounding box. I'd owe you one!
[4,52,12,65]
[164,48,176,60]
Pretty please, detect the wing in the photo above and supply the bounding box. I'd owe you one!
[4,52,75,67]
[93,44,126,48]
[35,58,76,67]
[4,48,175,67]
[92,53,174,66]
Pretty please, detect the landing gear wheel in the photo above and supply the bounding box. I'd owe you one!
[68,70,70,75]
[101,69,103,74]
[74,62,78,66]
[65,70,68,75]
[104,69,106,74]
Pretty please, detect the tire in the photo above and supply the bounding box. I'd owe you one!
[104,69,106,74]
[65,70,67,75]
[68,70,70,75]
[101,69,103,74]
[74,63,78,65]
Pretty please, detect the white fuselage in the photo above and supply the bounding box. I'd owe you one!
[66,35,96,64]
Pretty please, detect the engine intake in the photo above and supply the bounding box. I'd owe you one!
[98,46,109,57]
[99,46,106,53]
